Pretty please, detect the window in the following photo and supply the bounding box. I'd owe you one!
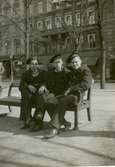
[52,0,60,9]
[38,2,43,13]
[55,16,62,28]
[36,21,43,31]
[4,5,11,16]
[14,39,21,55]
[76,1,81,6]
[52,0,72,7]
[75,37,79,47]
[64,0,72,7]
[65,14,72,26]
[46,0,52,12]
[13,1,20,15]
[29,22,34,30]
[4,40,10,55]
[45,17,52,30]
[33,39,39,57]
[76,13,80,26]
[87,34,96,48]
[79,35,84,47]
[88,10,95,25]
[30,5,33,15]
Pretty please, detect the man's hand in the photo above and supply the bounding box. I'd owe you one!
[28,85,37,93]
[64,88,71,96]
[38,86,48,95]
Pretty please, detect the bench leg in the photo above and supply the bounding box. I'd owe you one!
[73,107,78,130]
[8,106,12,112]
[87,107,91,121]
[0,113,7,117]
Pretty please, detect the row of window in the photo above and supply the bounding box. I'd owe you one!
[29,33,96,56]
[47,0,95,12]
[0,1,20,16]
[31,10,95,31]
[0,0,70,16]
[0,0,96,17]
[63,34,96,49]
[0,33,96,56]
[30,0,96,17]
[0,39,21,55]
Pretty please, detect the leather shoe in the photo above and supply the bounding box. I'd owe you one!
[29,124,42,132]
[43,129,58,139]
[64,120,71,128]
[61,119,71,129]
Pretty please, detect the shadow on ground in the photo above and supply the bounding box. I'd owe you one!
[59,129,115,138]
[0,115,50,137]
[0,115,115,139]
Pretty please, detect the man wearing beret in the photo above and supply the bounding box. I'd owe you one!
[44,53,92,139]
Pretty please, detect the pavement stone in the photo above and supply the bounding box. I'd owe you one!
[0,81,115,166]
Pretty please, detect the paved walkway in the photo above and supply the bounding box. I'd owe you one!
[0,82,115,166]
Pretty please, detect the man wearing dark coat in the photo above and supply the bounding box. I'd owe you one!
[44,53,92,139]
[19,57,45,129]
[38,54,71,131]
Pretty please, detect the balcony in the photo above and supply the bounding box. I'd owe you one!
[41,23,98,36]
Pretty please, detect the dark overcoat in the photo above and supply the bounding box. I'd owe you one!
[19,69,45,121]
[45,68,70,96]
[68,64,92,95]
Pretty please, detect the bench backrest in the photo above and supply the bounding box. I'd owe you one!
[8,80,93,101]
[11,81,20,88]
[8,81,20,96]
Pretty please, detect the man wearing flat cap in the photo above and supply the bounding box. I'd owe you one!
[44,53,92,139]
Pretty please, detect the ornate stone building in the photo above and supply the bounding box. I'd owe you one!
[0,0,115,79]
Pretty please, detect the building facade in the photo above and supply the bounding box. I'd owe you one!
[0,0,115,79]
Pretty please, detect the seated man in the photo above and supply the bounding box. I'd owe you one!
[19,57,45,129]
[44,53,92,139]
[38,54,71,132]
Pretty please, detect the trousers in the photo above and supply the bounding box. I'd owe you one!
[50,95,79,129]
[20,88,44,123]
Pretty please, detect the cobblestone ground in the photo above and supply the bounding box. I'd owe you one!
[0,80,115,167]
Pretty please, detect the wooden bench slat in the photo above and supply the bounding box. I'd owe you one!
[11,82,20,87]
[0,96,21,106]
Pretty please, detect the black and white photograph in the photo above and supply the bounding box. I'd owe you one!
[0,0,115,166]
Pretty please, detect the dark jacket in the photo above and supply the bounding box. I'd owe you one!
[19,69,45,93]
[45,68,69,96]
[68,64,92,95]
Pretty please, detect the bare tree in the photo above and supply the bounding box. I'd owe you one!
[0,0,43,80]
[54,0,107,89]
[23,0,32,59]
[71,0,88,52]
[51,0,88,53]
[0,0,43,60]
[96,0,107,89]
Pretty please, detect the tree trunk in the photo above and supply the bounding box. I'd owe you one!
[96,0,106,89]
[24,1,30,60]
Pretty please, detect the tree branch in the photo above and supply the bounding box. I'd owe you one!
[0,14,25,34]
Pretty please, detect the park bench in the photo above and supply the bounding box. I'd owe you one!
[0,81,92,129]
[0,81,21,113]
[68,87,92,130]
